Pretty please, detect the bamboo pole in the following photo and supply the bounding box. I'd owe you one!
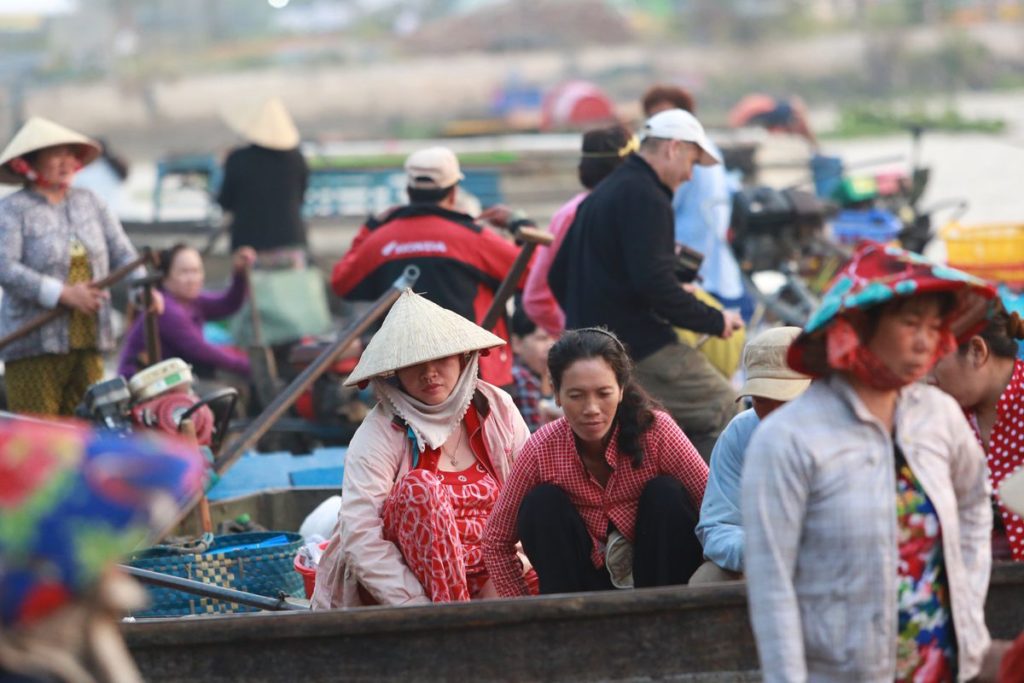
[122,565,307,612]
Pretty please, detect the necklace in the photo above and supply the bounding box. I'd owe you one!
[442,426,465,469]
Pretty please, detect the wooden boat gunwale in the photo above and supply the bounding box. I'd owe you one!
[126,580,750,645]
[123,563,1024,682]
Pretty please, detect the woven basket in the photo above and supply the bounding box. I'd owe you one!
[127,532,305,617]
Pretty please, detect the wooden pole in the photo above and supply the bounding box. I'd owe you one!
[0,249,155,351]
[121,565,307,612]
[244,267,281,405]
[480,226,553,332]
[142,280,162,368]
[178,418,212,535]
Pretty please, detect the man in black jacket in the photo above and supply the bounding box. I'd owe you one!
[549,109,743,459]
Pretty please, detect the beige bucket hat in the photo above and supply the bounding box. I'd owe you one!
[345,289,505,387]
[737,326,812,402]
[222,97,300,151]
[1001,468,1024,517]
[0,117,101,185]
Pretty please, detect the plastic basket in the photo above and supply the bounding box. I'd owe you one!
[127,532,305,617]
[293,540,331,599]
[944,223,1024,287]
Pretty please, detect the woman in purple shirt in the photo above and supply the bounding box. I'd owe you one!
[118,244,255,379]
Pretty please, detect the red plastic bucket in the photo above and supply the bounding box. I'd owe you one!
[293,541,330,599]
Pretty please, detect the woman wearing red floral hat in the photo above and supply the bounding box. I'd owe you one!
[742,243,997,682]
[0,117,155,416]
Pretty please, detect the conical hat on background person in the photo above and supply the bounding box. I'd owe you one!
[222,96,300,151]
[0,117,101,185]
[345,289,505,387]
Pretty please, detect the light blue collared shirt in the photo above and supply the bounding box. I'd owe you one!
[695,407,759,573]
[673,141,745,301]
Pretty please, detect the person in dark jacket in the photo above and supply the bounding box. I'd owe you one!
[331,147,527,388]
[218,97,309,260]
[549,109,743,459]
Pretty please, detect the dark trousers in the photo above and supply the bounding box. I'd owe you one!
[516,476,703,594]
[634,343,738,462]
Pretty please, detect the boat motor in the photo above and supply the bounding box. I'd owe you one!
[76,377,133,431]
[127,359,215,446]
[730,186,833,273]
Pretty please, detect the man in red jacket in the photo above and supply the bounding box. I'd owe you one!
[332,147,527,388]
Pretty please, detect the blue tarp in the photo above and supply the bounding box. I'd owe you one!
[206,447,346,501]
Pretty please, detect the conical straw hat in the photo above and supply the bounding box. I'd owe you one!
[345,290,505,386]
[0,117,101,185]
[222,97,300,150]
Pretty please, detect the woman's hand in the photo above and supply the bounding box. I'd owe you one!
[59,282,109,314]
[147,289,165,315]
[719,310,745,339]
[232,247,257,273]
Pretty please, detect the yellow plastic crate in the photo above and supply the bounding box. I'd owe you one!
[943,222,1024,287]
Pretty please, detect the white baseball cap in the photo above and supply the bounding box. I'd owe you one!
[405,146,465,190]
[641,108,722,166]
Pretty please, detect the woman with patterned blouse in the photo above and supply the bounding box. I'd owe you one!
[0,117,154,416]
[743,243,996,683]
[483,327,708,597]
[933,300,1024,563]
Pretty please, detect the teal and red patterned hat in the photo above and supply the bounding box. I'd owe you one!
[788,242,998,377]
[0,420,207,627]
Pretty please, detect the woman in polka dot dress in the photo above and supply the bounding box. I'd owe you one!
[311,290,536,609]
[934,300,1024,562]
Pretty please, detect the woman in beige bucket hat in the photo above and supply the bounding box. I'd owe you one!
[311,290,536,608]
[0,117,152,416]
[691,326,810,585]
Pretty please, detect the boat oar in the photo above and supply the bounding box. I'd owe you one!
[154,265,420,543]
[244,266,282,407]
[0,248,156,352]
[480,226,553,331]
[121,565,307,612]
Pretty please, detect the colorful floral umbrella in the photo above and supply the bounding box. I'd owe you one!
[0,419,207,627]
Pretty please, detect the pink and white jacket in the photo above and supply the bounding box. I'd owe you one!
[311,381,530,609]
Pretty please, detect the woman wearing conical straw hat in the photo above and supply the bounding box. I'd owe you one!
[217,97,309,263]
[311,290,535,608]
[0,117,156,416]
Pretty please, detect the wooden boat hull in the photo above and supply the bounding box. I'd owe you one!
[124,562,1024,682]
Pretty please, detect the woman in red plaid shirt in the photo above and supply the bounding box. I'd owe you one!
[483,327,708,596]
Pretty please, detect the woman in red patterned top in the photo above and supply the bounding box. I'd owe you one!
[933,300,1024,562]
[483,327,708,597]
